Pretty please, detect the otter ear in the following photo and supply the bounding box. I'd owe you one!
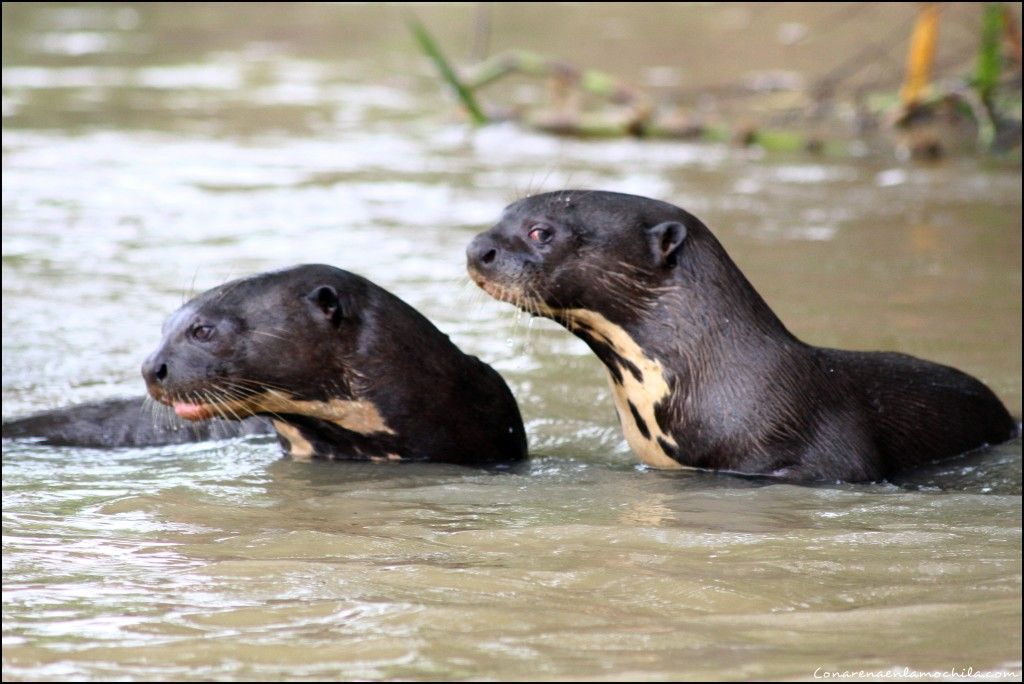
[646,221,687,268]
[306,285,345,326]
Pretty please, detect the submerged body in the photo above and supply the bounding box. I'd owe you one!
[467,190,1016,482]
[6,265,528,465]
[2,398,270,448]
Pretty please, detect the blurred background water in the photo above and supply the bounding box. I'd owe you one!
[2,3,1021,680]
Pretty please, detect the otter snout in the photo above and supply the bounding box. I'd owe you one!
[141,352,169,393]
[466,233,499,275]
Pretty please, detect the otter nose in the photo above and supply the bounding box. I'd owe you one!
[141,353,169,387]
[466,234,498,270]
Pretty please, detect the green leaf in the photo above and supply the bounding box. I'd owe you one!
[409,18,488,125]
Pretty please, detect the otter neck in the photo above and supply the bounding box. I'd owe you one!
[551,308,684,469]
[224,389,398,461]
[678,233,798,345]
[270,408,401,462]
[550,241,802,469]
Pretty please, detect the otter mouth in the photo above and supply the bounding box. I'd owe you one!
[467,266,504,298]
[149,385,396,435]
[172,401,220,421]
[147,384,264,422]
[468,267,555,317]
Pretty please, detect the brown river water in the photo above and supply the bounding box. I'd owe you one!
[2,4,1021,680]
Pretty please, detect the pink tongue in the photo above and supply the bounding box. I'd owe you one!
[174,402,211,420]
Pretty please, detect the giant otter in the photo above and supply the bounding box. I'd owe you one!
[6,265,528,465]
[466,190,1017,482]
[141,264,527,463]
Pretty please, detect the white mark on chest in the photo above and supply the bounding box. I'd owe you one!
[212,391,395,436]
[561,309,684,470]
[273,420,316,461]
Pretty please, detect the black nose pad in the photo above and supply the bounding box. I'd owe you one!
[467,235,499,270]
[142,355,169,386]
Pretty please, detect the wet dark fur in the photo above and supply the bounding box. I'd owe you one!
[6,265,527,465]
[2,398,270,448]
[140,264,526,464]
[466,190,1017,482]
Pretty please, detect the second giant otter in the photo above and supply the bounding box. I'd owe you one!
[5,265,527,465]
[140,264,527,464]
[467,190,1016,482]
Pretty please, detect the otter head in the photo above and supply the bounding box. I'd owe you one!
[467,191,711,470]
[466,190,696,326]
[141,265,388,439]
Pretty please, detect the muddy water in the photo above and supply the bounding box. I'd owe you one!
[2,4,1021,681]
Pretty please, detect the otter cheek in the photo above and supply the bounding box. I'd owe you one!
[546,266,587,310]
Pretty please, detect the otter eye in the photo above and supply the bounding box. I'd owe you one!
[528,225,553,244]
[191,324,214,341]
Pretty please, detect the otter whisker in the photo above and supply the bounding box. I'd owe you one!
[200,389,233,424]
[185,391,211,440]
[457,276,492,312]
[215,387,256,424]
[209,270,250,304]
[225,377,297,396]
[220,376,289,393]
[142,394,178,431]
[207,386,249,423]
[217,381,292,425]
[218,383,274,417]
[182,268,200,305]
[249,330,296,344]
